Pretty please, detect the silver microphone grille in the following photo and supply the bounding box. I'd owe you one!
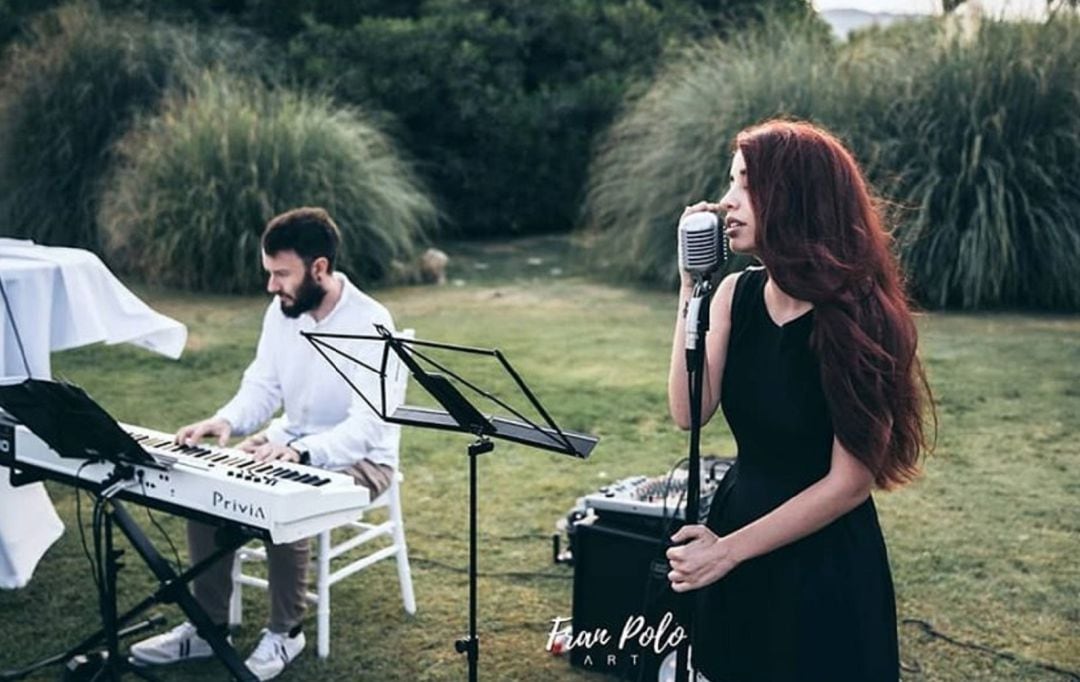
[679,212,720,274]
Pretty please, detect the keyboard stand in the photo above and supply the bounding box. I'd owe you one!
[102,499,258,681]
[1,469,258,681]
[0,380,259,680]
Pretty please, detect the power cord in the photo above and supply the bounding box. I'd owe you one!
[409,555,570,582]
[74,461,101,593]
[631,456,690,682]
[0,273,32,378]
[91,495,107,636]
[901,618,1080,680]
[408,528,554,543]
[139,477,184,574]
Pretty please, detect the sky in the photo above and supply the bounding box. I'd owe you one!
[811,0,1054,19]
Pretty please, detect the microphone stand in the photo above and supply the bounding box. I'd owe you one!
[674,274,715,682]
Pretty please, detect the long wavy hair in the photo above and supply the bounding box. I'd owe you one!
[736,119,934,489]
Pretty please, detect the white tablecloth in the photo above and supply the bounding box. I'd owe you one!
[0,239,188,588]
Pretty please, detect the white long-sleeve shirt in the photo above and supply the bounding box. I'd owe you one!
[215,272,400,471]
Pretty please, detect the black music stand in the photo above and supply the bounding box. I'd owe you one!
[0,378,258,682]
[302,325,598,682]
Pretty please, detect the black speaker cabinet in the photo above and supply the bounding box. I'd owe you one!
[570,518,688,681]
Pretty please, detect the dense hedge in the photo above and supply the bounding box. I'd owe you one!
[0,0,62,49]
[585,14,1080,310]
[100,70,437,293]
[280,0,813,237]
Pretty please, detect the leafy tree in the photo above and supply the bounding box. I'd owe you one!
[281,0,815,235]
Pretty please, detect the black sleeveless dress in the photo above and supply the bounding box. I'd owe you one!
[694,267,899,682]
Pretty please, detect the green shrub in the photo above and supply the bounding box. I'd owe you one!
[585,13,1080,310]
[0,3,259,251]
[100,70,437,293]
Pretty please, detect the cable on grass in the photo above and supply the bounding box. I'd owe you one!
[410,556,570,582]
[408,528,554,543]
[901,618,1080,681]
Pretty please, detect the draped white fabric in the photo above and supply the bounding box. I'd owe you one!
[0,239,186,379]
[0,239,188,588]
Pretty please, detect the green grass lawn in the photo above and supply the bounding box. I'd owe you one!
[1,247,1077,681]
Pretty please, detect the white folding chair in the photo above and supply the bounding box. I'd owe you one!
[228,329,417,658]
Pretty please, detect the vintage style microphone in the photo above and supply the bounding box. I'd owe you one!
[675,210,725,682]
[679,211,724,351]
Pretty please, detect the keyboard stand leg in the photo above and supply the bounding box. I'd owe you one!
[2,500,259,682]
[107,501,258,682]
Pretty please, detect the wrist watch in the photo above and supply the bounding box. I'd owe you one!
[287,440,311,465]
[293,448,311,465]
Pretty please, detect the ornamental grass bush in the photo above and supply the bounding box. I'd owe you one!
[99,70,438,293]
[584,13,839,285]
[585,12,1080,310]
[0,3,256,251]
[880,17,1080,310]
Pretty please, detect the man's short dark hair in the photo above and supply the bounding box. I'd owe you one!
[262,207,341,270]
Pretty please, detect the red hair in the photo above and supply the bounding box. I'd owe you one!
[736,119,934,489]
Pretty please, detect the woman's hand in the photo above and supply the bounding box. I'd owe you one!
[678,202,724,289]
[666,524,740,592]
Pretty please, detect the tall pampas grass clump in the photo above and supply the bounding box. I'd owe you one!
[584,12,840,286]
[883,16,1080,309]
[100,70,438,292]
[585,12,1080,310]
[0,3,256,251]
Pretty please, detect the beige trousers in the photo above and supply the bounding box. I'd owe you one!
[187,459,394,633]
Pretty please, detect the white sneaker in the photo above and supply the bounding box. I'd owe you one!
[129,621,228,665]
[244,628,305,681]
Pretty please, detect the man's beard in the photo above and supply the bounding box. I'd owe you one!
[279,270,327,318]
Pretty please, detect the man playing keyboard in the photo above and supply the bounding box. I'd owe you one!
[130,207,398,681]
